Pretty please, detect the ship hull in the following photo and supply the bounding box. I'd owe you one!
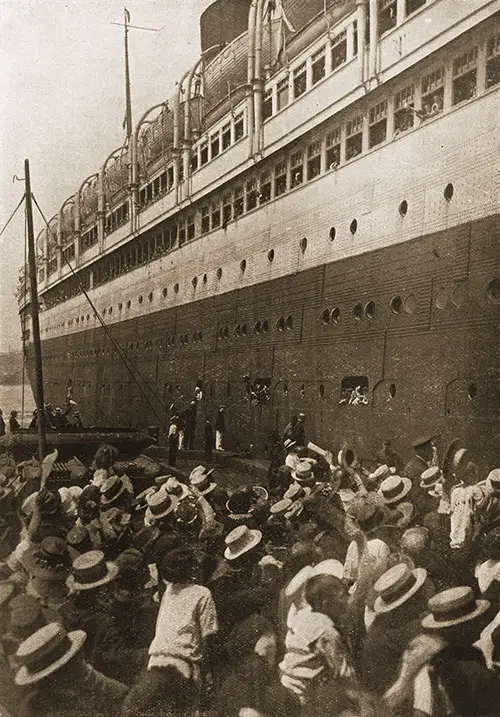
[25,212,500,470]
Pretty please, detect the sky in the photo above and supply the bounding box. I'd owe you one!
[0,0,212,352]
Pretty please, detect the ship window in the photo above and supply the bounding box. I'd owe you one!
[399,199,408,216]
[210,132,220,159]
[240,259,247,273]
[467,382,477,400]
[192,277,198,288]
[167,166,174,187]
[307,139,322,180]
[222,123,231,150]
[211,201,221,229]
[201,206,210,234]
[200,141,209,166]
[331,307,340,323]
[174,283,179,294]
[162,288,167,298]
[260,169,271,203]
[138,295,143,304]
[216,267,223,280]
[233,186,244,218]
[378,0,397,35]
[346,114,363,159]
[353,303,363,320]
[435,286,449,310]
[190,152,199,173]
[321,309,330,325]
[326,128,341,169]
[369,100,388,148]
[452,46,478,105]
[234,113,244,141]
[290,150,304,187]
[331,29,347,70]
[350,219,358,235]
[404,294,417,314]
[451,283,466,308]
[406,0,426,15]
[487,278,500,303]
[254,321,262,335]
[312,46,326,85]
[241,323,248,336]
[263,88,273,121]
[126,300,131,308]
[234,324,241,338]
[421,66,445,121]
[274,159,288,196]
[340,376,369,405]
[148,292,153,302]
[394,85,414,134]
[444,182,454,201]
[276,317,285,332]
[300,237,307,253]
[262,319,269,333]
[329,226,336,241]
[267,248,275,263]
[277,77,289,111]
[246,177,258,211]
[365,301,376,319]
[187,215,195,240]
[390,295,403,314]
[389,383,397,398]
[203,273,207,284]
[222,193,232,226]
[293,63,307,99]
[486,33,500,88]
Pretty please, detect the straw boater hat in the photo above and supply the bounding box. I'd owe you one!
[100,476,127,506]
[24,538,72,582]
[411,434,434,450]
[174,498,199,526]
[67,550,118,592]
[224,525,262,561]
[292,461,315,484]
[251,485,269,502]
[164,476,190,499]
[189,465,216,496]
[15,623,86,686]
[284,483,311,501]
[145,491,174,523]
[421,586,490,629]
[442,438,469,479]
[285,559,344,601]
[378,475,412,505]
[135,486,157,511]
[356,503,387,535]
[9,601,47,641]
[420,466,443,490]
[374,563,428,614]
[284,439,297,451]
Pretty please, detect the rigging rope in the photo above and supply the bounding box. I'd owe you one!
[31,194,168,428]
[0,194,25,240]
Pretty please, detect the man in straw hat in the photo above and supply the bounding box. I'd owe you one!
[14,622,127,716]
[189,465,228,518]
[403,434,435,486]
[385,586,500,717]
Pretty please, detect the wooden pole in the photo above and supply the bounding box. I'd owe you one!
[24,159,47,463]
[124,8,133,138]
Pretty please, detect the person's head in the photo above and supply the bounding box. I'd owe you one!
[224,525,263,565]
[283,541,323,582]
[160,547,196,584]
[297,412,305,423]
[400,526,431,561]
[412,436,434,462]
[10,410,18,418]
[480,528,500,562]
[93,444,119,471]
[305,574,348,623]
[373,563,435,623]
[422,586,491,646]
[227,614,277,667]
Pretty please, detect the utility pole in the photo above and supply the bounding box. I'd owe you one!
[24,159,47,463]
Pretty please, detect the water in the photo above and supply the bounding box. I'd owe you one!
[0,384,36,428]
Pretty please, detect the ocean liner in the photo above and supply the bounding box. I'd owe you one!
[19,0,500,467]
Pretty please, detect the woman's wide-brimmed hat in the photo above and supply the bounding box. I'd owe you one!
[378,475,412,505]
[421,586,490,629]
[420,466,443,490]
[24,538,72,582]
[356,503,387,534]
[189,465,216,496]
[15,622,86,686]
[145,491,174,523]
[374,563,428,614]
[292,461,315,484]
[224,525,262,561]
[100,476,127,506]
[67,550,118,591]
[442,439,469,479]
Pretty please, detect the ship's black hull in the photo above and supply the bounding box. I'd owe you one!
[26,213,500,471]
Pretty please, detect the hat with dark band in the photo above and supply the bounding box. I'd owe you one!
[356,503,386,535]
[412,435,434,449]
[270,499,293,518]
[24,538,72,581]
[224,525,262,561]
[284,439,297,451]
[292,461,315,484]
[421,586,490,629]
[420,466,443,490]
[189,465,216,496]
[374,563,428,614]
[442,439,469,479]
[378,475,412,505]
[145,491,174,523]
[15,623,86,686]
[67,550,118,591]
[100,476,127,506]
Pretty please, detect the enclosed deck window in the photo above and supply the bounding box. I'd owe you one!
[246,177,258,211]
[331,30,347,71]
[339,376,369,406]
[222,193,232,226]
[378,0,396,35]
[277,77,289,111]
[290,150,304,187]
[210,131,220,159]
[312,47,326,85]
[369,100,388,147]
[211,201,221,229]
[222,123,231,150]
[421,66,445,120]
[263,88,273,121]
[201,206,210,235]
[326,128,341,169]
[274,159,287,196]
[394,85,415,134]
[452,46,478,105]
[260,169,271,203]
[293,63,307,99]
[346,115,363,159]
[233,186,244,218]
[200,141,209,166]
[486,33,500,88]
[406,0,426,14]
[307,139,322,179]
[234,113,245,141]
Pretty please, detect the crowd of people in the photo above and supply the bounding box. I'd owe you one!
[0,422,500,717]
[0,403,83,436]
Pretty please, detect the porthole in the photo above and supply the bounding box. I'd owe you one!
[276,317,285,332]
[86,314,90,321]
[118,303,123,311]
[300,237,307,253]
[174,283,179,294]
[350,219,358,235]
[285,315,293,331]
[76,317,80,324]
[108,307,112,315]
[451,283,465,308]
[148,291,153,302]
[138,295,143,304]
[223,326,229,339]
[234,324,241,337]
[299,384,305,397]
[254,321,261,335]
[241,323,248,336]
[321,309,330,325]
[283,383,289,395]
[487,279,500,304]
[216,267,223,280]
[399,200,408,217]
[365,301,376,320]
[330,307,340,324]
[467,383,477,400]
[192,277,198,288]
[390,295,403,315]
[218,328,223,340]
[203,273,208,284]
[319,384,325,397]
[267,249,275,263]
[389,383,397,398]
[162,288,167,298]
[404,294,417,314]
[240,259,247,273]
[262,320,269,333]
[435,287,449,310]
[329,226,336,241]
[444,183,454,201]
[353,303,363,320]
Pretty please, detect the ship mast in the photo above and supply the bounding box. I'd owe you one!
[24,159,47,463]
[124,7,133,139]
